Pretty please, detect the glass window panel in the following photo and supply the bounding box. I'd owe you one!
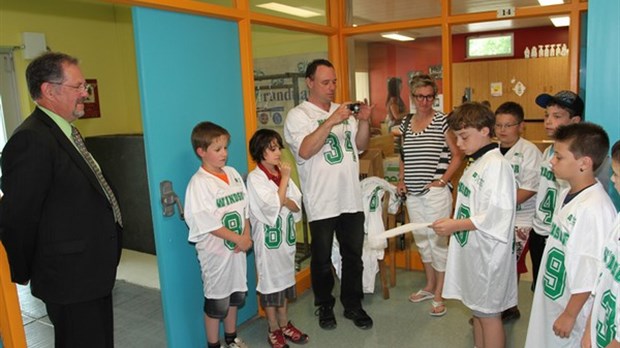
[347,0,440,26]
[347,28,443,131]
[451,0,571,15]
[250,0,326,25]
[466,33,514,59]
[252,25,327,269]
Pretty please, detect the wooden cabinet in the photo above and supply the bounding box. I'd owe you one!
[452,56,569,120]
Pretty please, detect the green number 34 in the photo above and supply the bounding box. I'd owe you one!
[324,131,354,164]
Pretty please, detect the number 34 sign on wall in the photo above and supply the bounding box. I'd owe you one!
[82,78,101,119]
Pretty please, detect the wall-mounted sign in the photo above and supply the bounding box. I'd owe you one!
[82,78,100,119]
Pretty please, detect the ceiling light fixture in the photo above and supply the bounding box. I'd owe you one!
[538,0,564,5]
[381,33,415,41]
[550,15,570,27]
[256,2,322,18]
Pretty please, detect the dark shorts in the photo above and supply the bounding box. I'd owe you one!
[203,291,247,319]
[259,285,296,308]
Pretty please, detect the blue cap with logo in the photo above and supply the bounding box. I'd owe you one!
[535,90,584,116]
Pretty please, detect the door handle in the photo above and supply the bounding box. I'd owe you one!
[160,180,184,220]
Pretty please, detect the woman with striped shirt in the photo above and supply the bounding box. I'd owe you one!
[396,74,463,317]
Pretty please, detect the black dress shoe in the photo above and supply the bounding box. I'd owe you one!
[315,305,336,330]
[343,308,373,329]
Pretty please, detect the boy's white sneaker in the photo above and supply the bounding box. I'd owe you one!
[225,337,248,348]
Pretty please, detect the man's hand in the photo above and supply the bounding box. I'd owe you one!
[354,99,374,122]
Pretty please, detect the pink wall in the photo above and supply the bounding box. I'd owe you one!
[368,26,568,126]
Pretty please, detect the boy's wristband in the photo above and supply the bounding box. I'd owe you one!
[437,178,448,186]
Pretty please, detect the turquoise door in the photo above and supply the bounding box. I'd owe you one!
[132,7,257,347]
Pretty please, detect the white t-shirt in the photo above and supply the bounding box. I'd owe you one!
[284,101,363,222]
[502,137,542,228]
[247,167,302,295]
[589,213,620,348]
[525,182,616,348]
[184,166,249,299]
[442,148,518,313]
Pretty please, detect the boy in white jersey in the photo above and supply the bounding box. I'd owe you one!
[432,102,517,348]
[246,129,308,348]
[530,91,584,292]
[184,122,252,348]
[494,101,542,322]
[582,140,620,348]
[525,123,616,348]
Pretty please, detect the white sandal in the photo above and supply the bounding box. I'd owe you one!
[429,300,447,317]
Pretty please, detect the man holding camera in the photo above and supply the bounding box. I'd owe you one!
[284,59,374,330]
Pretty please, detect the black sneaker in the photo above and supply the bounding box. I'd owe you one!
[343,308,373,329]
[501,306,521,322]
[314,305,336,330]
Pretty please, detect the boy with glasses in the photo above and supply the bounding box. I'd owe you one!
[494,101,542,322]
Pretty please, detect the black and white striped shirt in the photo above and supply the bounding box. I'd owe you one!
[399,111,452,194]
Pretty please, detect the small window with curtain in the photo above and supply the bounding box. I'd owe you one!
[466,33,514,59]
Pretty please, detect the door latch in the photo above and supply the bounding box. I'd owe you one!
[160,180,184,220]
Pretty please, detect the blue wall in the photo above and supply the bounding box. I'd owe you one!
[586,1,620,208]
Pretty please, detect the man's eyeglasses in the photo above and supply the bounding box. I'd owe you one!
[412,94,435,102]
[494,122,521,130]
[48,82,91,93]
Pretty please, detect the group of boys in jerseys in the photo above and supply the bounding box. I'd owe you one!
[181,55,619,348]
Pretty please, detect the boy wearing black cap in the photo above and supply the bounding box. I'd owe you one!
[529,90,583,292]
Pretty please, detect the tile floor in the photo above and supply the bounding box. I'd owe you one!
[17,249,533,347]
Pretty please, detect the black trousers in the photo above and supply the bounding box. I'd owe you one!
[309,212,365,310]
[529,230,548,292]
[45,294,114,348]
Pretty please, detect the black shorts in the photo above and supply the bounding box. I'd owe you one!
[203,291,247,319]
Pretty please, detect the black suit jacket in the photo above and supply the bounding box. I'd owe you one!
[0,108,122,304]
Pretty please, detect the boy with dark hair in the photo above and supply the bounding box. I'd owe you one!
[582,139,620,348]
[529,90,584,292]
[247,129,308,348]
[525,123,616,348]
[494,101,542,321]
[432,102,517,348]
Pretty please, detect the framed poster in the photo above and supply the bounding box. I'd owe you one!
[82,78,101,119]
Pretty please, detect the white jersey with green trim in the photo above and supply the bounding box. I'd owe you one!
[525,182,616,348]
[184,166,249,299]
[442,148,518,313]
[589,213,620,348]
[247,167,302,294]
[284,101,363,222]
[532,145,568,235]
[503,137,542,228]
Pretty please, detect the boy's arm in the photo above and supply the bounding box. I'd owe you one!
[553,292,591,338]
[211,222,252,252]
[431,217,476,236]
[279,163,300,213]
[516,188,536,205]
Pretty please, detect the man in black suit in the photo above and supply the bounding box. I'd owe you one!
[0,52,122,347]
